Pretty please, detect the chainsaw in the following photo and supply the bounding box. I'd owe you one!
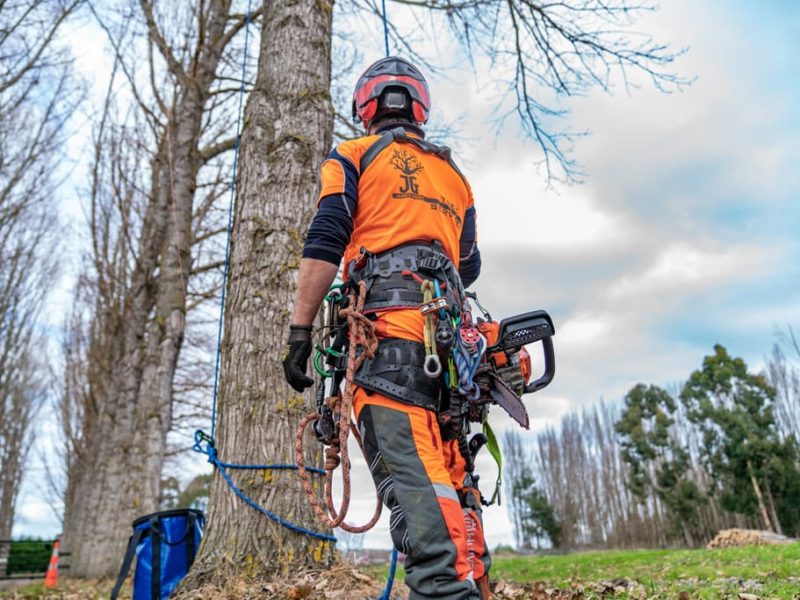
[474,308,556,428]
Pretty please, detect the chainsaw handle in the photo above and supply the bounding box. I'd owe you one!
[525,336,555,394]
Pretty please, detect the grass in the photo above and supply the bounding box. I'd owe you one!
[365,543,800,598]
[489,543,800,597]
[4,545,800,598]
[0,579,115,599]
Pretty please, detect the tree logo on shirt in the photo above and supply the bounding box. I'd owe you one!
[389,148,462,226]
[390,147,423,194]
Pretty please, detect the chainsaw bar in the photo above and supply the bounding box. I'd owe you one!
[487,373,530,429]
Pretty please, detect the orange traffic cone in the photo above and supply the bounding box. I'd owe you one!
[43,539,60,588]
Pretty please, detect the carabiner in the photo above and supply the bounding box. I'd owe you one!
[424,353,442,378]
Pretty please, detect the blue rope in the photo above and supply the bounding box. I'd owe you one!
[374,9,404,600]
[454,332,485,400]
[193,431,336,543]
[381,0,389,56]
[211,0,252,440]
[378,548,399,600]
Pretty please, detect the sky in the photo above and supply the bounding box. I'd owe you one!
[14,0,800,553]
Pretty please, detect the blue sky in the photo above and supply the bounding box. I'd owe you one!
[15,0,800,550]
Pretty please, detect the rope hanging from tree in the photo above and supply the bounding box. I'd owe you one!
[381,0,390,57]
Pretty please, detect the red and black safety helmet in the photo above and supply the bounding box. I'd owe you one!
[352,56,431,128]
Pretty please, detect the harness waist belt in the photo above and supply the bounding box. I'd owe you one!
[354,339,441,411]
[348,242,463,313]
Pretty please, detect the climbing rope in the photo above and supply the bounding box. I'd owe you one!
[193,431,335,542]
[454,328,486,400]
[379,548,399,600]
[295,281,383,533]
[381,0,390,56]
[211,0,252,440]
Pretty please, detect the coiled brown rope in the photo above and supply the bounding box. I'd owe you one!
[295,280,383,533]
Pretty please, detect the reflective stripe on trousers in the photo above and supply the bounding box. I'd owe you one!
[354,388,491,600]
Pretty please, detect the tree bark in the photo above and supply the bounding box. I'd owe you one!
[185,0,334,584]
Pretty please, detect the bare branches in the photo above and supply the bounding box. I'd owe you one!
[0,0,82,94]
[200,136,236,163]
[767,325,800,439]
[349,0,691,182]
[139,0,190,86]
[215,5,264,56]
[0,0,79,539]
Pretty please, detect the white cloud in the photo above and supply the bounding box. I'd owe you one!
[13,497,61,539]
[607,242,769,301]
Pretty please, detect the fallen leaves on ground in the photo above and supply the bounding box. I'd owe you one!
[1,569,795,599]
[491,578,651,599]
[170,561,397,600]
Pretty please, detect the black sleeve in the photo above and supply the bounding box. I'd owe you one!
[302,193,356,265]
[458,206,481,288]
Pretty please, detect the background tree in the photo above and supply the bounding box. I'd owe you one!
[680,344,800,536]
[616,384,705,545]
[59,0,258,577]
[766,326,800,439]
[0,0,81,551]
[336,529,366,563]
[504,430,560,550]
[503,430,561,550]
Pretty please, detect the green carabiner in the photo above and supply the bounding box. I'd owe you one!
[314,349,331,378]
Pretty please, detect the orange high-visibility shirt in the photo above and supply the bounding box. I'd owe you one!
[316,131,476,341]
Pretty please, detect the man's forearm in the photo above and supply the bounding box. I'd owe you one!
[291,258,340,326]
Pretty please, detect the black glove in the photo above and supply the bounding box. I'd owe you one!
[282,324,314,392]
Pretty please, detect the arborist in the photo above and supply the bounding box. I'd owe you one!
[283,56,490,600]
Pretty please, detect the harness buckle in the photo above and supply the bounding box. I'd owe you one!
[420,297,447,315]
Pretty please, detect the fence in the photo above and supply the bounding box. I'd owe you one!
[0,540,67,580]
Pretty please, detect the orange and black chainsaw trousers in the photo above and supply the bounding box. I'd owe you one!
[354,388,491,600]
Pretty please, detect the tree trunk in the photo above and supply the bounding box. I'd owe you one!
[185,0,334,585]
[747,460,774,533]
[763,478,783,536]
[64,149,169,576]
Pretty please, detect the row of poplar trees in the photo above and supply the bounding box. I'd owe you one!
[504,335,800,551]
[3,0,692,586]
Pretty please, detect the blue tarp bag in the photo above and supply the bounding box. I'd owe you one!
[110,509,204,600]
